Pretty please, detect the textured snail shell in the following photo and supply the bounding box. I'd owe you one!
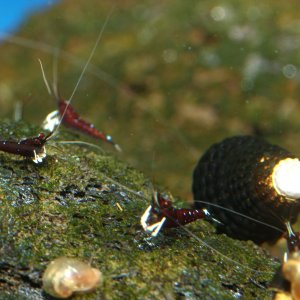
[42,257,102,299]
[192,135,300,244]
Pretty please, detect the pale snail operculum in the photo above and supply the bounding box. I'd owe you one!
[272,158,300,200]
[42,257,102,299]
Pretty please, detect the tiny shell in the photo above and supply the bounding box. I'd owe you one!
[42,257,102,299]
[282,254,300,300]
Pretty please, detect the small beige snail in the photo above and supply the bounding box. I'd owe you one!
[42,257,102,299]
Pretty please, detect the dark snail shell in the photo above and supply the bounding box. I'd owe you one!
[192,136,300,244]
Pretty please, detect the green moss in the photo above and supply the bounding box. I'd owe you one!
[1,0,297,298]
[0,121,278,299]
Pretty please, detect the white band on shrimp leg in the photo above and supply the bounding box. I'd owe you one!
[140,205,167,237]
[141,205,153,231]
[42,110,60,132]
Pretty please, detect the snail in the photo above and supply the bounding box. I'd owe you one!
[141,135,300,245]
[42,257,102,299]
[192,135,300,244]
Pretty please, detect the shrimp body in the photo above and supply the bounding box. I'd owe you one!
[141,191,210,237]
[0,132,50,163]
[59,99,110,143]
[42,99,121,151]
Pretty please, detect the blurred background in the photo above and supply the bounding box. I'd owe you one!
[0,1,58,37]
[0,0,300,206]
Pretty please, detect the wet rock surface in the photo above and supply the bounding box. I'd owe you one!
[0,121,278,299]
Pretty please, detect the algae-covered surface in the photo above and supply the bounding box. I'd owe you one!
[0,121,278,299]
[0,0,298,299]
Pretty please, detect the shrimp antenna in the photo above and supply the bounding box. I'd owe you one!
[13,101,23,122]
[173,216,274,275]
[55,140,105,154]
[52,48,59,99]
[45,130,57,141]
[193,199,284,233]
[38,58,53,96]
[53,6,115,137]
[2,33,123,89]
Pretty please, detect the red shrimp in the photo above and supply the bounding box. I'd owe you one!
[0,132,52,163]
[0,8,119,163]
[140,191,219,237]
[41,7,121,152]
[55,98,121,151]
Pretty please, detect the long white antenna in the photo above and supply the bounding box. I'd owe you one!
[1,33,121,89]
[39,9,122,151]
[69,8,115,104]
[52,48,59,98]
[193,200,284,233]
[38,58,52,95]
[56,140,105,154]
[54,6,115,136]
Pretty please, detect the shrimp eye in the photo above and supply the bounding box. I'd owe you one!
[156,193,172,209]
[34,133,46,145]
[34,139,42,145]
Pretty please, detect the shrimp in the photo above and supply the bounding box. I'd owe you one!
[0,132,52,163]
[0,7,120,163]
[40,7,121,152]
[141,136,300,246]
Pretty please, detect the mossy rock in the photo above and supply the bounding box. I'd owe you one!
[0,121,278,299]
